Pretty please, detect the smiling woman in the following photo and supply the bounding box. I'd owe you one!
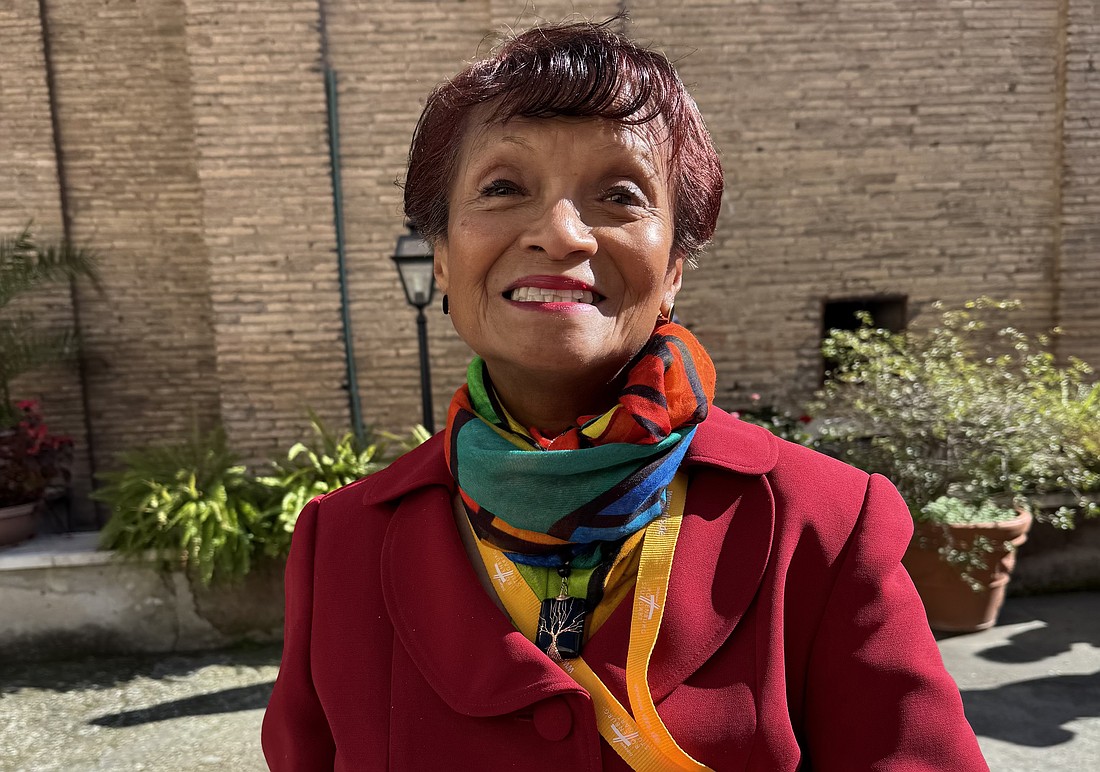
[262,17,989,772]
[437,117,681,432]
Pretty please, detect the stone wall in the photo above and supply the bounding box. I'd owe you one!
[182,0,348,461]
[0,533,284,661]
[2,0,1096,480]
[1061,0,1100,367]
[0,2,91,524]
[45,0,223,458]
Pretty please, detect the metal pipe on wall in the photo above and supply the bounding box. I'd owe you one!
[318,0,366,444]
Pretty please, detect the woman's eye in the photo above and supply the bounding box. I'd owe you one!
[605,185,644,206]
[479,179,520,197]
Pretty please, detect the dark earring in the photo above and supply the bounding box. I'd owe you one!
[442,294,449,315]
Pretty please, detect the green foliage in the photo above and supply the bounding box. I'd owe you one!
[732,393,816,446]
[814,298,1100,528]
[254,416,395,558]
[97,418,432,583]
[95,429,276,586]
[918,495,1019,525]
[0,224,98,425]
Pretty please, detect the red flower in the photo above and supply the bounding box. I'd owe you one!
[798,415,813,424]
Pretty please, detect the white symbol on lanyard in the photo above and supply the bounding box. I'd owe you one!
[611,723,640,746]
[492,562,514,585]
[640,594,661,620]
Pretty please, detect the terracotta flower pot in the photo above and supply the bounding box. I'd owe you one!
[902,509,1033,633]
[0,501,38,547]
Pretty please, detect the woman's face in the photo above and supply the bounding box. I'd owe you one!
[434,116,682,389]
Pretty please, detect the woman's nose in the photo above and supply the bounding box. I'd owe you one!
[521,198,598,259]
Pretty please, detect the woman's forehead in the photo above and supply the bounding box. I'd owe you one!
[457,114,670,175]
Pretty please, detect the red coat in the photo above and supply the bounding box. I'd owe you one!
[262,410,988,771]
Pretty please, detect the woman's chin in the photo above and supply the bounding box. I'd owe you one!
[484,339,636,386]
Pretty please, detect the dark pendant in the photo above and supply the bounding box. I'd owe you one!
[536,596,586,661]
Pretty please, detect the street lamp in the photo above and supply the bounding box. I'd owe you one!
[392,225,436,433]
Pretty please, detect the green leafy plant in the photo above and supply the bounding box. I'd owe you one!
[255,416,396,558]
[813,298,1099,582]
[918,495,1019,526]
[1,224,98,426]
[95,429,275,585]
[96,418,432,582]
[732,392,816,446]
[815,298,1099,522]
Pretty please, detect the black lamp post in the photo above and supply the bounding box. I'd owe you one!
[392,225,436,434]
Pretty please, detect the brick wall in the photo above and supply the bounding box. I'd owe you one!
[182,0,348,460]
[630,0,1066,409]
[36,0,223,471]
[1061,0,1100,367]
[1,0,1096,483]
[0,1,93,525]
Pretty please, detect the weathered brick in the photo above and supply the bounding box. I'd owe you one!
[2,0,1096,485]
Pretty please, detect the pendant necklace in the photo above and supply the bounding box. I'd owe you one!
[535,562,586,661]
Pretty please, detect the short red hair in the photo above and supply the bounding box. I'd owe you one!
[404,17,723,266]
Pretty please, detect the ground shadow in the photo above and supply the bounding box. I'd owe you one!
[962,670,1100,747]
[0,643,282,695]
[89,681,275,727]
[977,593,1100,664]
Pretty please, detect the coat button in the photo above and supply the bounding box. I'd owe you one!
[533,696,573,741]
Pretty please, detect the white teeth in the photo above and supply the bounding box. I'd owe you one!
[510,286,595,304]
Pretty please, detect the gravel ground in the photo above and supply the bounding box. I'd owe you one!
[1,593,1096,771]
[0,645,278,772]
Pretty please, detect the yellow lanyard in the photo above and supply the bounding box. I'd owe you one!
[470,473,713,772]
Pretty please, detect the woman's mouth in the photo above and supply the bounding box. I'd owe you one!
[505,286,599,304]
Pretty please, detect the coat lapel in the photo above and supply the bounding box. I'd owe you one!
[581,411,779,704]
[371,439,584,717]
[368,410,779,712]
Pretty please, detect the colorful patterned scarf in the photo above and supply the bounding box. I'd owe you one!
[445,323,716,568]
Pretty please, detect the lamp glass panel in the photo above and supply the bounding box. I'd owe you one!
[397,256,435,307]
[395,233,432,259]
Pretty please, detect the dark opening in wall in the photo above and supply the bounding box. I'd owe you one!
[820,295,908,381]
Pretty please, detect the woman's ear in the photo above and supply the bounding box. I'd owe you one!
[433,241,449,294]
[663,256,684,310]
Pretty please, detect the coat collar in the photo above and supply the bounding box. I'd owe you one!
[371,409,777,714]
[361,408,779,508]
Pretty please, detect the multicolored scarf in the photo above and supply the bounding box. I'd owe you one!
[445,323,716,568]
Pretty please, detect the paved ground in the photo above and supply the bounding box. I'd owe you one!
[0,646,277,771]
[937,592,1100,772]
[1,592,1096,771]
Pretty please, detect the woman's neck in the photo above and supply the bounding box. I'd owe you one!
[486,363,624,437]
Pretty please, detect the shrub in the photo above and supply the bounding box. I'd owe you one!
[254,416,396,559]
[814,298,1099,527]
[730,393,816,447]
[96,419,431,583]
[95,429,275,585]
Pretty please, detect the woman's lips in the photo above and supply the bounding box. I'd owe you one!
[503,276,604,305]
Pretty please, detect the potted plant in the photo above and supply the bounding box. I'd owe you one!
[0,225,96,545]
[814,298,1099,632]
[95,427,276,586]
[254,414,411,559]
[0,400,75,545]
[95,416,429,585]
